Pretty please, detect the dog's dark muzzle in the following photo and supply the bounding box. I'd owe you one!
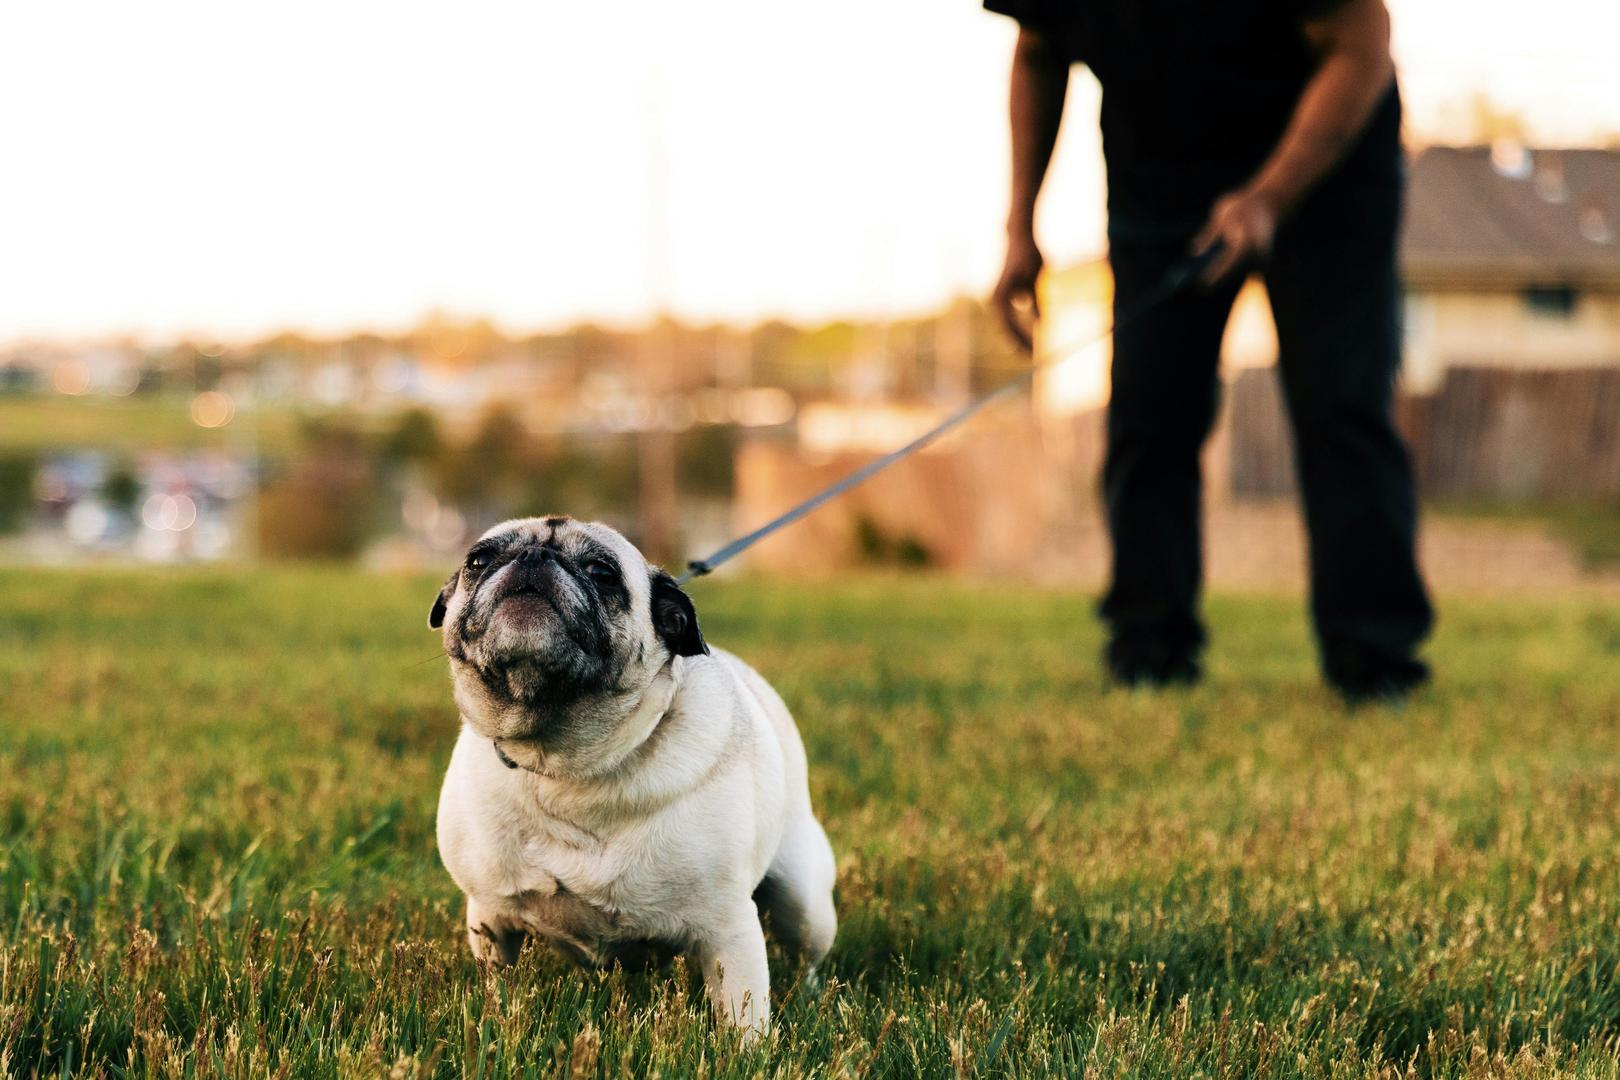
[480,548,612,659]
[492,549,572,605]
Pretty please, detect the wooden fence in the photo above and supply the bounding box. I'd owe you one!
[1227,365,1620,500]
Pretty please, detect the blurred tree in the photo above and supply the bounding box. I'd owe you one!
[0,454,36,534]
[102,466,141,517]
[298,414,368,456]
[181,346,223,392]
[784,321,856,393]
[468,406,528,469]
[379,407,443,465]
[433,405,533,519]
[568,323,638,376]
[748,320,802,389]
[257,332,321,368]
[512,433,638,522]
[676,425,737,500]
[853,514,933,569]
[257,420,381,560]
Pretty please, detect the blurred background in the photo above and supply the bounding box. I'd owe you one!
[2,0,1618,591]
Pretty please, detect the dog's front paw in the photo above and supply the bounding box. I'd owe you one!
[467,924,513,965]
[465,898,525,965]
[696,909,773,1039]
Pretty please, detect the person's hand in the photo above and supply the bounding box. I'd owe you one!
[1193,186,1281,285]
[992,228,1044,354]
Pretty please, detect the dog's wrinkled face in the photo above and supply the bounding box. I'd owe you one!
[431,516,706,744]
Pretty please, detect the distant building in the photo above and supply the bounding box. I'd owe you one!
[1210,143,1620,501]
[1402,144,1620,393]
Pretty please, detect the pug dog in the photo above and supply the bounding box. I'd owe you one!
[431,516,837,1034]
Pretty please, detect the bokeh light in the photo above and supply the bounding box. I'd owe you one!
[141,493,198,532]
[191,390,235,428]
[51,360,92,395]
[64,500,111,544]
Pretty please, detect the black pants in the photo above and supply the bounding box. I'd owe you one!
[1099,177,1433,671]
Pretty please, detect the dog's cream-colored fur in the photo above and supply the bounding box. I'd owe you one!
[433,518,836,1034]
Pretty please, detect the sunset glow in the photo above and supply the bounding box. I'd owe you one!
[2,0,1616,344]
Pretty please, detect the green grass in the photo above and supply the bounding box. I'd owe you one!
[5,570,1620,1078]
[0,397,305,455]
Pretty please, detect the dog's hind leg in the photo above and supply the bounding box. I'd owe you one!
[755,810,837,982]
[465,896,526,966]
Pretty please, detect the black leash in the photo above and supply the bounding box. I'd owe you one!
[676,245,1223,586]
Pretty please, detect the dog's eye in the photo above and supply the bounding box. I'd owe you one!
[584,561,617,584]
[467,551,492,572]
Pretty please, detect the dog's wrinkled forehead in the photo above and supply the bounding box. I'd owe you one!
[474,516,650,588]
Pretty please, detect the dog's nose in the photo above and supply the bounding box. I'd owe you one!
[518,547,559,569]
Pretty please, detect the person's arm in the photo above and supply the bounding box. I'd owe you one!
[992,25,1069,352]
[1195,0,1396,283]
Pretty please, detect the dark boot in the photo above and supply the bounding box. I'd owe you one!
[1104,632,1203,688]
[1323,643,1430,704]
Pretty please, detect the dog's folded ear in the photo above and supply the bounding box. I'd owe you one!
[650,571,708,657]
[429,573,456,629]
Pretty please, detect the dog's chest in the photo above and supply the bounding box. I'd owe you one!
[503,835,676,968]
[505,879,623,966]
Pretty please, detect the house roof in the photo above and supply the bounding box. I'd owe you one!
[1402,145,1620,290]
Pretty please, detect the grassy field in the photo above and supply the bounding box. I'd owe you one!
[5,570,1620,1077]
[0,398,308,456]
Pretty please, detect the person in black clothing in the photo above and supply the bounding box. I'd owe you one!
[987,0,1432,702]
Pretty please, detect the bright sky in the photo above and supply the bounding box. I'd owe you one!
[2,0,1617,344]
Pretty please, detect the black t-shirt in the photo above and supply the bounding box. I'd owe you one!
[986,0,1401,224]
